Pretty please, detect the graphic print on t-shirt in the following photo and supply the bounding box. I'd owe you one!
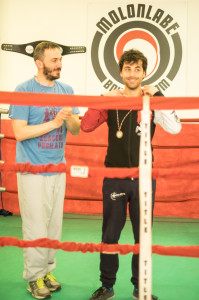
[38,109,64,150]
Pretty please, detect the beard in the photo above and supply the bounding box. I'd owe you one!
[124,81,140,90]
[123,77,143,90]
[43,64,61,81]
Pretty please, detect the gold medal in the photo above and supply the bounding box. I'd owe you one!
[116,109,133,139]
[116,130,123,138]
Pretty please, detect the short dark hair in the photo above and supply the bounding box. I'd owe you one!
[33,41,60,61]
[118,49,148,73]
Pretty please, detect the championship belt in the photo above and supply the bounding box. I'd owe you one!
[1,41,86,57]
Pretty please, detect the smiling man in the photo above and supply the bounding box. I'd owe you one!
[81,48,181,300]
[9,41,80,299]
[34,44,62,81]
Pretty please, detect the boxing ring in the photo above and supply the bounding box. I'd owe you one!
[0,91,199,300]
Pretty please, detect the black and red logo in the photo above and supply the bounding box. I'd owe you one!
[91,4,183,92]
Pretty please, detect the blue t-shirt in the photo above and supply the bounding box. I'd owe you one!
[9,77,79,170]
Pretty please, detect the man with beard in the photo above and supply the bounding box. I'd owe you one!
[81,49,181,300]
[9,41,80,299]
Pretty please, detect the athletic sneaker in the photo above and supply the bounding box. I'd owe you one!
[43,272,62,292]
[27,278,51,299]
[89,287,115,300]
[133,287,158,299]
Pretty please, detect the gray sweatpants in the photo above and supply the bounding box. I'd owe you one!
[17,172,66,282]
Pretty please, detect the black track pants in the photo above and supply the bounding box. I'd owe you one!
[100,177,156,288]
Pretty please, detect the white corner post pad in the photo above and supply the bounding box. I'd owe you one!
[139,95,152,300]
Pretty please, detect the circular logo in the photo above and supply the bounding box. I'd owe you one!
[59,46,63,54]
[25,45,34,55]
[91,19,182,91]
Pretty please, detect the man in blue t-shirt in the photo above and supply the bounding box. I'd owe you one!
[9,41,80,299]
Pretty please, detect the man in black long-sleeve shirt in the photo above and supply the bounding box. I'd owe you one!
[81,49,181,300]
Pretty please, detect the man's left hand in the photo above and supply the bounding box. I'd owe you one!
[143,85,159,96]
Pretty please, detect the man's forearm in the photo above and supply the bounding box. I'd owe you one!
[154,110,181,134]
[12,119,59,141]
[65,114,80,136]
[81,109,108,132]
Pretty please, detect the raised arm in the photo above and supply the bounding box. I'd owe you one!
[143,85,181,134]
[12,107,80,141]
[81,108,108,132]
[154,110,181,134]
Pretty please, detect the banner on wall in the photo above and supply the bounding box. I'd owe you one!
[87,1,186,96]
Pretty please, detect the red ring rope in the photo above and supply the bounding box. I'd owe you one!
[1,162,199,179]
[0,92,198,262]
[0,237,198,258]
[0,91,199,110]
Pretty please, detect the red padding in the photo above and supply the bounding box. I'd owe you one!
[1,120,199,219]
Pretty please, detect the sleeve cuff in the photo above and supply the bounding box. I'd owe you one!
[154,90,164,96]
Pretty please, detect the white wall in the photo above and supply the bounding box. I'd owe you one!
[0,0,199,118]
[0,0,88,93]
